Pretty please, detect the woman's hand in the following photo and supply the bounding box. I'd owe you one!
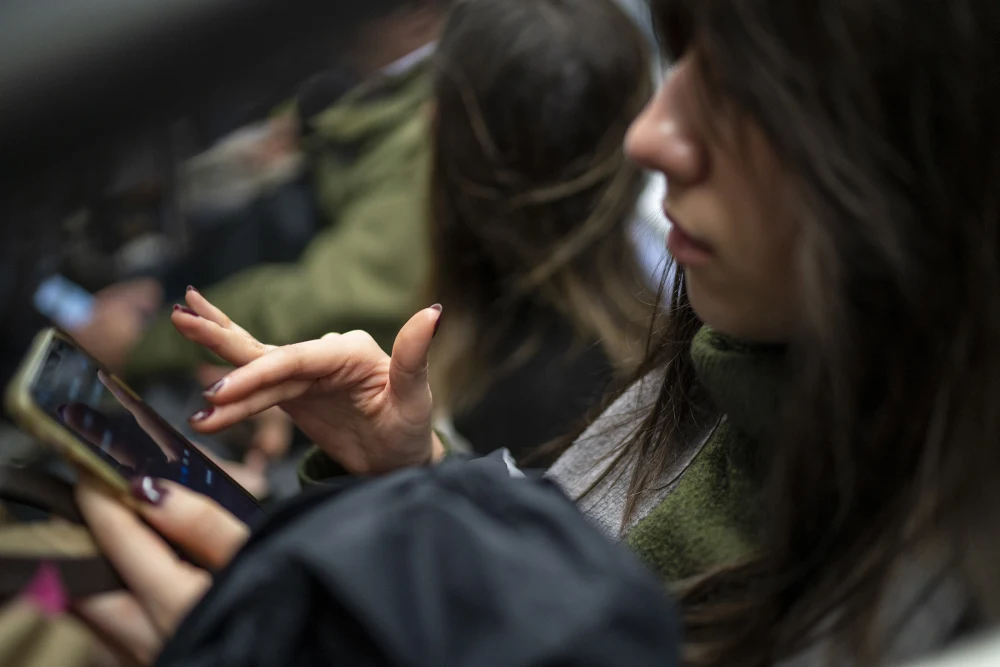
[172,289,445,475]
[196,364,295,462]
[74,476,249,665]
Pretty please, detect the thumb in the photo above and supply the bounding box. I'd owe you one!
[387,305,442,406]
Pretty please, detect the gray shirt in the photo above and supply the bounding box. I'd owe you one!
[547,369,715,538]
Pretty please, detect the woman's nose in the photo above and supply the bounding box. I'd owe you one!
[625,61,707,187]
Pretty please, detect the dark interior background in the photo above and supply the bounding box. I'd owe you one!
[0,0,401,397]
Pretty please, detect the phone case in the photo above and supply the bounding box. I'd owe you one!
[4,329,132,497]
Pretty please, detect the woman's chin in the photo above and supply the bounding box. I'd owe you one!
[683,271,721,331]
[686,275,766,342]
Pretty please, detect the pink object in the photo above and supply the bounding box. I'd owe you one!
[21,562,69,616]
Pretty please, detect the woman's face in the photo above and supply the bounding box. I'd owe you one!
[625,54,803,343]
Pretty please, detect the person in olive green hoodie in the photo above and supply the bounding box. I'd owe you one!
[69,0,446,378]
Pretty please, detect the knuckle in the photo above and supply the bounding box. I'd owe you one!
[342,329,376,347]
[250,340,268,358]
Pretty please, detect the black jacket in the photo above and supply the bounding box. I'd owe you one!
[157,452,680,667]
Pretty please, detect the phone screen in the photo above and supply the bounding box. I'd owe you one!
[30,336,263,523]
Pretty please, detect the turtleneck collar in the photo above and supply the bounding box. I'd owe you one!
[689,326,788,444]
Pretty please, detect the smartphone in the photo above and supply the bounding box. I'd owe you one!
[4,328,264,524]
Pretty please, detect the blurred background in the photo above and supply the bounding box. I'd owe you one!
[0,0,668,501]
[0,0,401,496]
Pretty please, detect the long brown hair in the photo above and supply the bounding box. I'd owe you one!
[425,0,658,412]
[615,0,1000,664]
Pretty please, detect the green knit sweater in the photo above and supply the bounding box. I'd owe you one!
[622,328,785,581]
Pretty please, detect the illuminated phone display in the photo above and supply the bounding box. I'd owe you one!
[30,336,262,523]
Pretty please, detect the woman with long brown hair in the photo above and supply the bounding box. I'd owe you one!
[73,0,1000,664]
[425,0,656,458]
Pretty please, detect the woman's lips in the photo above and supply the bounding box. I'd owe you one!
[666,217,713,266]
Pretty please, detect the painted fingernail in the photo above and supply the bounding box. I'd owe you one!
[173,304,199,317]
[21,563,69,616]
[190,407,215,423]
[56,404,68,422]
[204,378,225,397]
[186,285,198,293]
[431,304,443,338]
[129,476,168,506]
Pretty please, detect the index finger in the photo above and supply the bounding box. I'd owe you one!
[184,289,261,346]
[206,335,374,405]
[171,313,268,368]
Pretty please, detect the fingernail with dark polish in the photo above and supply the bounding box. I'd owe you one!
[186,285,198,293]
[173,304,199,317]
[432,306,443,338]
[204,379,225,397]
[129,477,168,506]
[56,404,68,422]
[190,407,215,423]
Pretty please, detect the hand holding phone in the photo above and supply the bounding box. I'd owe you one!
[4,329,263,524]
[74,475,250,664]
